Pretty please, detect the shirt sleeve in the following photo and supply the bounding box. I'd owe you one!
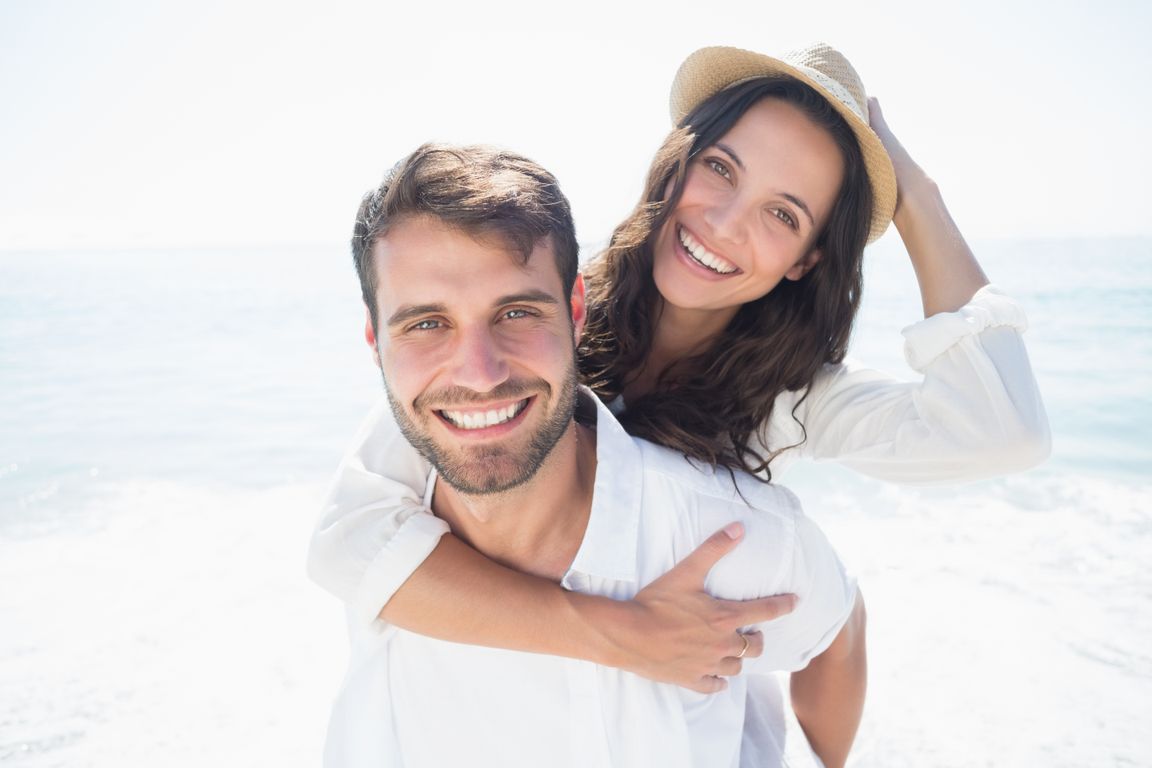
[306,396,449,629]
[745,513,857,674]
[760,285,1051,484]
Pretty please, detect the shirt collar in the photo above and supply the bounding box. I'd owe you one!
[423,386,644,585]
[566,387,643,584]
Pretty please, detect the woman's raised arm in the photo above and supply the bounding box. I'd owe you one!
[748,100,1050,483]
[868,97,990,316]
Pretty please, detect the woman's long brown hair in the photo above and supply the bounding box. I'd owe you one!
[577,77,874,480]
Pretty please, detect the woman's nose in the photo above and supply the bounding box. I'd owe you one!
[702,195,748,246]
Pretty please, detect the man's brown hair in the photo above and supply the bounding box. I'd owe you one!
[352,143,579,329]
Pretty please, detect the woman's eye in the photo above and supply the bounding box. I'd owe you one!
[706,159,731,179]
[772,209,797,229]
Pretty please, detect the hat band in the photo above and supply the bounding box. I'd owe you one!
[788,63,867,123]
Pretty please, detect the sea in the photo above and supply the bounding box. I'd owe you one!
[1,236,1149,767]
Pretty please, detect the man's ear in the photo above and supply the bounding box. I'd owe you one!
[570,273,587,343]
[785,248,823,281]
[364,307,382,369]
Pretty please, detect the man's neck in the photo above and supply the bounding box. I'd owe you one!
[430,420,598,582]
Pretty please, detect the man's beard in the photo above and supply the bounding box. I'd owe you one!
[384,360,579,496]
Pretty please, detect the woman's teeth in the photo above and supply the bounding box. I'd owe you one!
[679,228,738,274]
[441,400,527,430]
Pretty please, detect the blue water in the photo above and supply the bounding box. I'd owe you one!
[3,237,1148,518]
[0,247,380,535]
[1,238,1150,766]
[858,235,1152,481]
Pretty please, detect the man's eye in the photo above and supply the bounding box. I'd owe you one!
[502,308,534,321]
[409,319,441,331]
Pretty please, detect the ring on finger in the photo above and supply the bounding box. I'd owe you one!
[735,632,750,659]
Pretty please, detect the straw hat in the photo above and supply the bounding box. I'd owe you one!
[670,43,897,243]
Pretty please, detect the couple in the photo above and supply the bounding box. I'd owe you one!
[312,43,1049,767]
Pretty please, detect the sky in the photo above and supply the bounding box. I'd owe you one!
[1,0,1149,251]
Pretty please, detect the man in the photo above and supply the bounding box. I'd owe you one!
[324,143,865,767]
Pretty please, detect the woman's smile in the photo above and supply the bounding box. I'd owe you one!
[677,226,740,275]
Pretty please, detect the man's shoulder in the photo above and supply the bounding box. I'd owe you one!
[628,436,832,608]
[632,436,802,522]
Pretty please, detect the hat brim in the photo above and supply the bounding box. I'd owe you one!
[670,46,897,244]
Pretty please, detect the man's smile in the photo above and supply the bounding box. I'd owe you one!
[436,397,532,431]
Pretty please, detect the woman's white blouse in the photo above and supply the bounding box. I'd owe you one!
[307,285,1050,626]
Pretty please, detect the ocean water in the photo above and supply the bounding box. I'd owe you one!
[1,237,1149,766]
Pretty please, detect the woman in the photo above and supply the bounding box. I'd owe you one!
[310,40,1047,699]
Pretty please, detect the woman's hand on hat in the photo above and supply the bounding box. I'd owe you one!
[868,97,933,218]
[869,97,988,312]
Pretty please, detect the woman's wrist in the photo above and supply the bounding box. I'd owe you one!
[891,171,941,234]
[562,590,640,669]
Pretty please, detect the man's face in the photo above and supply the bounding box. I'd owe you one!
[366,215,585,496]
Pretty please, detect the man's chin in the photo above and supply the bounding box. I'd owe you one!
[432,452,541,496]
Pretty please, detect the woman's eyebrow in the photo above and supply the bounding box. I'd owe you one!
[781,193,815,228]
[715,142,745,171]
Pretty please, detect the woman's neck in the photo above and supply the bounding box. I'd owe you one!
[623,301,737,401]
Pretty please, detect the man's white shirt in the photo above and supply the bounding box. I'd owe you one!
[324,390,856,768]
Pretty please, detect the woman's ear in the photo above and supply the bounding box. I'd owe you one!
[785,249,823,281]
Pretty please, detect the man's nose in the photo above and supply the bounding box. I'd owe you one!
[449,325,510,393]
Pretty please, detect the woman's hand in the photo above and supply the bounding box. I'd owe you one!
[868,97,932,222]
[867,96,988,315]
[594,523,796,693]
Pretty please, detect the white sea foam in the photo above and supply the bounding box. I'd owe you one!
[0,480,345,767]
[3,471,1148,767]
[789,468,1152,767]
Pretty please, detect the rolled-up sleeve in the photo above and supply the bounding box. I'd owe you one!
[306,396,448,629]
[763,285,1051,484]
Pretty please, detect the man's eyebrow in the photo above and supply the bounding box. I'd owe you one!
[387,303,446,327]
[715,142,816,228]
[386,292,561,328]
[496,290,561,307]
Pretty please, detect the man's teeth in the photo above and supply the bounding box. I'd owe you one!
[679,228,738,274]
[441,400,527,430]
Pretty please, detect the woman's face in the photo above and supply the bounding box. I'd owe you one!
[651,97,845,316]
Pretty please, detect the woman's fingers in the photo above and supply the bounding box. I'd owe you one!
[655,522,746,589]
[735,629,764,660]
[718,595,797,629]
[868,95,935,209]
[616,526,794,690]
[714,656,745,678]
